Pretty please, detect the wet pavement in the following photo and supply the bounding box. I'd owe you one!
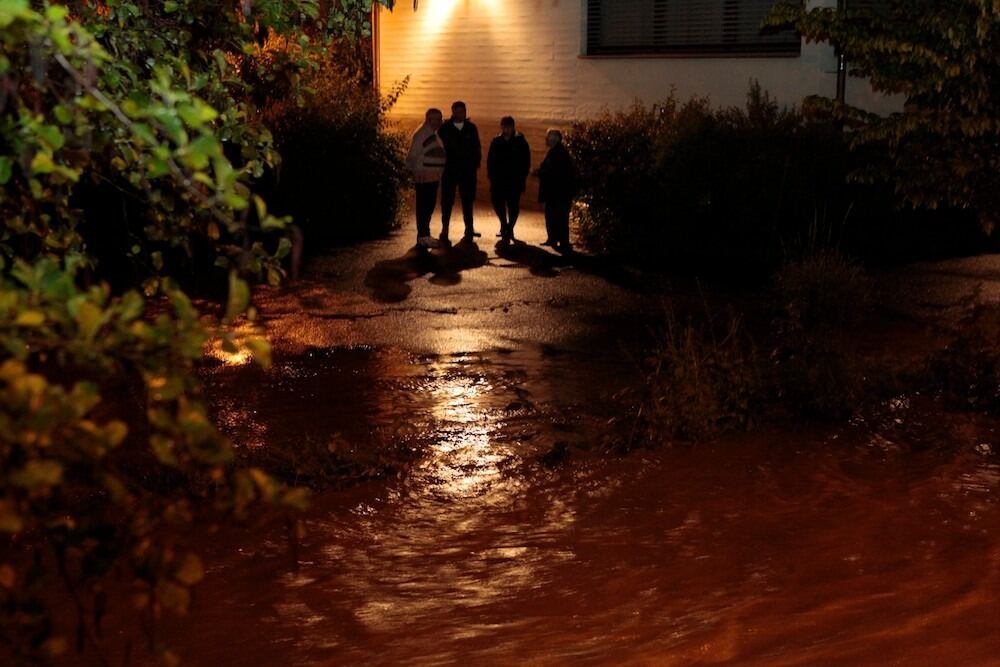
[134,210,999,665]
[237,208,650,357]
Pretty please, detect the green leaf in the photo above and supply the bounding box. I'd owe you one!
[150,434,179,466]
[30,152,56,175]
[74,301,104,339]
[245,337,272,369]
[0,1,30,29]
[178,101,218,129]
[104,420,128,447]
[0,156,12,184]
[52,104,72,125]
[37,125,65,151]
[10,461,64,490]
[281,488,311,512]
[118,291,144,322]
[221,193,248,210]
[44,4,68,21]
[225,271,249,320]
[14,310,45,327]
[248,468,279,501]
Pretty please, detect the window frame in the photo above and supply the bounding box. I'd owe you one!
[582,0,802,59]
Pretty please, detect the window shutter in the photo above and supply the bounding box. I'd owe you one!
[586,0,800,56]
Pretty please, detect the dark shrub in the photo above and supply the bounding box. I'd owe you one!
[631,253,880,445]
[626,304,764,446]
[929,305,1000,413]
[769,251,873,419]
[568,82,987,274]
[261,64,408,251]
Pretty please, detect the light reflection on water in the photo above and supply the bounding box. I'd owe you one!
[423,364,502,499]
[332,356,578,641]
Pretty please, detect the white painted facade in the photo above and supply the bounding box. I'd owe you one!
[376,0,899,205]
[376,0,897,131]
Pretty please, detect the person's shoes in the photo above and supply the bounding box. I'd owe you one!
[466,229,482,238]
[540,240,555,247]
[417,236,440,249]
[438,234,452,247]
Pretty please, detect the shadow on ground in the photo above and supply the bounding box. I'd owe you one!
[495,240,640,290]
[365,239,489,302]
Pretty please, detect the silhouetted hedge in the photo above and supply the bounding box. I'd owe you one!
[261,66,408,252]
[567,82,987,274]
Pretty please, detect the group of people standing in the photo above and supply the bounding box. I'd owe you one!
[405,101,576,253]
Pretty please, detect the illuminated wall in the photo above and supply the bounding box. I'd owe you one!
[377,0,899,201]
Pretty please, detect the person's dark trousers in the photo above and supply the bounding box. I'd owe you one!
[545,200,572,248]
[440,172,477,239]
[491,190,521,239]
[415,181,439,240]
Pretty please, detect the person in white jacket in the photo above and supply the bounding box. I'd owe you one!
[406,108,447,249]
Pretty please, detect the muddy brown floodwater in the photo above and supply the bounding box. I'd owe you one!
[181,357,1000,667]
[100,212,1000,665]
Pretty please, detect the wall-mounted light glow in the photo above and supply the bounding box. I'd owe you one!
[415,0,503,28]
[419,0,460,29]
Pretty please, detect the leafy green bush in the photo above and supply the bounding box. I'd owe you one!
[0,258,312,663]
[0,0,394,662]
[261,64,409,250]
[768,0,1000,225]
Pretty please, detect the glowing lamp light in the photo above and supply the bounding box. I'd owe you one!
[412,0,503,23]
[416,0,460,27]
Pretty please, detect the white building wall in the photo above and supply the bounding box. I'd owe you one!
[377,0,898,130]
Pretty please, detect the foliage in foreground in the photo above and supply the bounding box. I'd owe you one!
[0,0,396,662]
[0,259,307,662]
[768,0,1000,224]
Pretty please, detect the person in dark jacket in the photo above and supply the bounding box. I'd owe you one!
[538,129,576,253]
[437,101,482,243]
[487,116,531,244]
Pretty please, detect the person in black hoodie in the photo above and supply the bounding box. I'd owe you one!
[487,116,531,244]
[437,101,482,243]
[538,129,576,253]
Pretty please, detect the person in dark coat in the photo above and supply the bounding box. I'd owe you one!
[537,129,576,253]
[487,116,531,244]
[437,101,482,243]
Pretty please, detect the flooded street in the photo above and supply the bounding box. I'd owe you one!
[166,212,999,666]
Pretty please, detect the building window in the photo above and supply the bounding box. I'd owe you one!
[585,0,801,57]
